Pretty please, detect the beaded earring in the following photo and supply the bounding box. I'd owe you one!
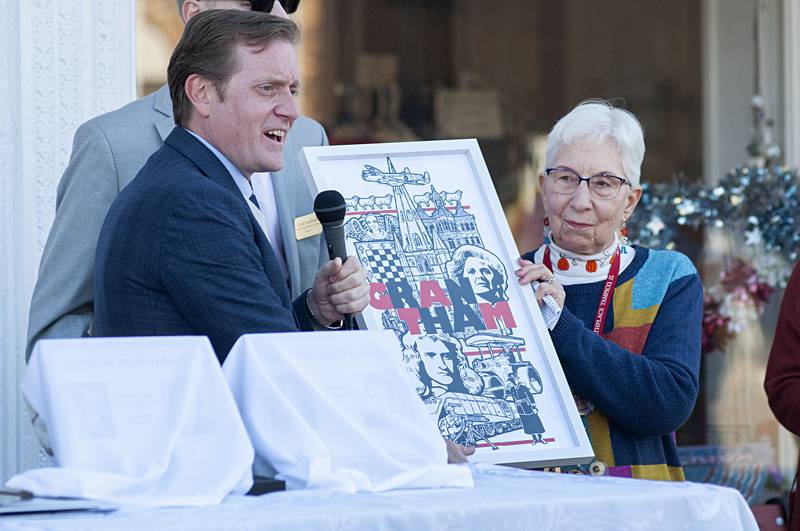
[543,215,551,244]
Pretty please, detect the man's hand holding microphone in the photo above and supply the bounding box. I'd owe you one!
[308,190,369,328]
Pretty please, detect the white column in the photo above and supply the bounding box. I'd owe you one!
[778,0,800,477]
[0,0,136,484]
[784,0,800,167]
[703,0,784,183]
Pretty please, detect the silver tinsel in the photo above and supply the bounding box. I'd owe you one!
[629,165,800,273]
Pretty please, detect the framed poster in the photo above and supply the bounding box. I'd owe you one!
[301,139,593,467]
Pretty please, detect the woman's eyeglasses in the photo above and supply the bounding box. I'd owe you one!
[545,166,631,199]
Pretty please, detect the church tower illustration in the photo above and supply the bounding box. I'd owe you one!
[361,157,449,279]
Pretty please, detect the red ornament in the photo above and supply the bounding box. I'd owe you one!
[620,225,629,240]
[585,260,598,273]
[543,215,550,227]
[557,257,569,271]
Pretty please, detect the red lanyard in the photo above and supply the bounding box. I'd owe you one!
[543,246,621,335]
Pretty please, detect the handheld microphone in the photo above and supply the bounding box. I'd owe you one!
[313,190,352,329]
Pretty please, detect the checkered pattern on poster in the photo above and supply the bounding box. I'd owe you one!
[356,241,407,285]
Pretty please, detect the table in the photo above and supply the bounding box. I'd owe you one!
[0,464,758,530]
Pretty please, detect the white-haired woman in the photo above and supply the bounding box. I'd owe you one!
[516,100,702,481]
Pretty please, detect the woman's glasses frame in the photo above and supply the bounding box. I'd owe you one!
[544,166,632,199]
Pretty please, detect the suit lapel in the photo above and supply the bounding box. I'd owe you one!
[156,117,176,142]
[164,127,291,305]
[152,85,176,141]
[165,127,242,199]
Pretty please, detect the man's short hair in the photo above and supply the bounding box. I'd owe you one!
[167,9,299,127]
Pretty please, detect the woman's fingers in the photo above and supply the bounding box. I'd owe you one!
[515,258,555,286]
[535,282,565,309]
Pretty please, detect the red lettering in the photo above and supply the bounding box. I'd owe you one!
[369,282,393,310]
[479,302,517,330]
[418,280,452,308]
[397,308,422,334]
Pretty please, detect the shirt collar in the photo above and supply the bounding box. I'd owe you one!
[185,128,253,198]
[549,235,620,263]
[542,234,635,286]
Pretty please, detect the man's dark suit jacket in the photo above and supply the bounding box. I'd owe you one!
[94,127,315,361]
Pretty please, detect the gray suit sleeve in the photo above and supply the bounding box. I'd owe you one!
[26,120,120,360]
[316,121,330,270]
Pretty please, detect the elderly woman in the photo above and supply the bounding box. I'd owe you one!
[516,100,702,481]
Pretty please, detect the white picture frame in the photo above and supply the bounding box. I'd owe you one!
[301,139,593,468]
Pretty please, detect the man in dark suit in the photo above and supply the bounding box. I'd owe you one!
[26,1,326,362]
[94,10,368,362]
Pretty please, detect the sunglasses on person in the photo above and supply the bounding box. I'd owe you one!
[249,0,300,14]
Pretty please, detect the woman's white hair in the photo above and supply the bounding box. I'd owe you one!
[545,99,645,187]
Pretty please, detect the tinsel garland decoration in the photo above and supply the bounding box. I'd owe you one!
[701,260,775,354]
[628,165,797,353]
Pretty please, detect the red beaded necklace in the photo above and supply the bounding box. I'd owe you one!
[543,245,621,335]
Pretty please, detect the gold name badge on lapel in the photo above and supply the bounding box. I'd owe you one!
[294,213,323,240]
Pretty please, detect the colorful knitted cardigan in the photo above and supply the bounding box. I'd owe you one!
[523,245,702,481]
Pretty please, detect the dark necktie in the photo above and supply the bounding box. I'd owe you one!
[248,193,261,210]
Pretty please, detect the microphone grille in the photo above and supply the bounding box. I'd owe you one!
[313,190,347,223]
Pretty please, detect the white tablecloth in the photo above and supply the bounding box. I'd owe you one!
[223,332,472,492]
[11,337,254,507]
[0,464,758,531]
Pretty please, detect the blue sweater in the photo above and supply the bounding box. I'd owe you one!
[523,246,702,480]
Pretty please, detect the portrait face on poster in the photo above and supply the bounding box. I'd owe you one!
[302,139,592,467]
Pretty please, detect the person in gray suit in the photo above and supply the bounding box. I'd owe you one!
[26,0,326,360]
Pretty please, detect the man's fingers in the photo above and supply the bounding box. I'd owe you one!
[311,256,370,321]
[327,255,360,282]
[316,257,343,284]
[326,282,370,312]
[333,294,369,315]
[327,273,367,296]
[445,438,470,464]
[327,262,367,294]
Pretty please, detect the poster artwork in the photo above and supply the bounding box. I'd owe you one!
[346,157,548,449]
[303,141,592,466]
